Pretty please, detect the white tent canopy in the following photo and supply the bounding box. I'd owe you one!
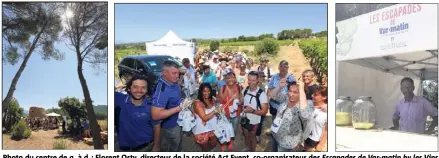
[46,112,61,117]
[336,4,438,128]
[145,30,196,65]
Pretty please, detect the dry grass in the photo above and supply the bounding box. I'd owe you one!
[97,120,107,131]
[3,129,108,150]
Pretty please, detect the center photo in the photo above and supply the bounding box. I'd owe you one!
[114,3,328,152]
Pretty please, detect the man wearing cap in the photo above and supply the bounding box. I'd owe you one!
[257,56,273,80]
[267,60,296,152]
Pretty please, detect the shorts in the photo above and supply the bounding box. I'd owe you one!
[305,138,319,148]
[243,124,259,132]
[194,131,215,144]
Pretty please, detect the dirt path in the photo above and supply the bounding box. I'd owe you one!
[198,44,312,77]
[3,130,108,150]
[269,44,312,78]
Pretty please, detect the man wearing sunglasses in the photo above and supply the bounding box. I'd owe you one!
[267,60,296,152]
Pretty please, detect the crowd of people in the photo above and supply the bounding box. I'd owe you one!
[25,116,59,131]
[115,50,328,152]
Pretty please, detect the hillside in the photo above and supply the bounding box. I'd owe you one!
[93,105,107,114]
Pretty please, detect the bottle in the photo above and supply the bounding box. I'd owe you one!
[352,96,377,129]
[336,96,354,126]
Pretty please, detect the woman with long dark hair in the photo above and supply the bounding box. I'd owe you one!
[192,83,222,151]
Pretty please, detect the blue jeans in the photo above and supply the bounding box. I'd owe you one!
[228,116,239,136]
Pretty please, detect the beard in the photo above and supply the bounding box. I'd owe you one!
[129,91,145,100]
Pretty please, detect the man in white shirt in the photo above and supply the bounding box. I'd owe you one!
[241,71,268,152]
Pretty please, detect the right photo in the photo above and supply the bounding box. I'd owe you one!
[335,3,438,151]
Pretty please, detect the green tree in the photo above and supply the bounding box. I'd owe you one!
[63,2,107,149]
[258,33,274,40]
[255,38,280,56]
[2,3,64,112]
[58,97,87,126]
[423,81,438,108]
[2,97,23,132]
[209,40,220,51]
[315,30,328,37]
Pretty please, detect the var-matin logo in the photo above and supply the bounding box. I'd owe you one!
[379,20,409,36]
[379,19,408,50]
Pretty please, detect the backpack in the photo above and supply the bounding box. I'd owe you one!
[243,87,265,113]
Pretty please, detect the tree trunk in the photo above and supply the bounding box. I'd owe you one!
[2,22,47,112]
[75,48,104,149]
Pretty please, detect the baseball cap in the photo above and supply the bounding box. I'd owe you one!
[279,60,289,67]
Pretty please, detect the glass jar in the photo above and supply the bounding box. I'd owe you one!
[352,96,377,129]
[336,96,354,126]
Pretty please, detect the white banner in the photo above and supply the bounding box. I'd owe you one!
[336,4,438,61]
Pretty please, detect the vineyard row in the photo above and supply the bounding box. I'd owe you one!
[298,40,328,86]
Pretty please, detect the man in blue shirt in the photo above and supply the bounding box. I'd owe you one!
[115,76,160,152]
[267,60,296,152]
[151,61,185,152]
[201,65,218,95]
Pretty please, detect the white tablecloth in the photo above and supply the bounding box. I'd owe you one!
[336,126,438,151]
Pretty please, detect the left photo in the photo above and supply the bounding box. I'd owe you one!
[2,2,108,150]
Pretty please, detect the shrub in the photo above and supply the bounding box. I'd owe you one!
[23,129,31,138]
[53,139,67,149]
[11,119,31,139]
[209,40,220,51]
[254,38,280,56]
[242,49,249,54]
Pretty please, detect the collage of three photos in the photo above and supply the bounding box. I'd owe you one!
[1,2,437,152]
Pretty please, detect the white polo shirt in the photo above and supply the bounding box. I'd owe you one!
[242,87,268,125]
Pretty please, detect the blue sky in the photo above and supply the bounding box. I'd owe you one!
[115,4,327,44]
[2,42,108,111]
